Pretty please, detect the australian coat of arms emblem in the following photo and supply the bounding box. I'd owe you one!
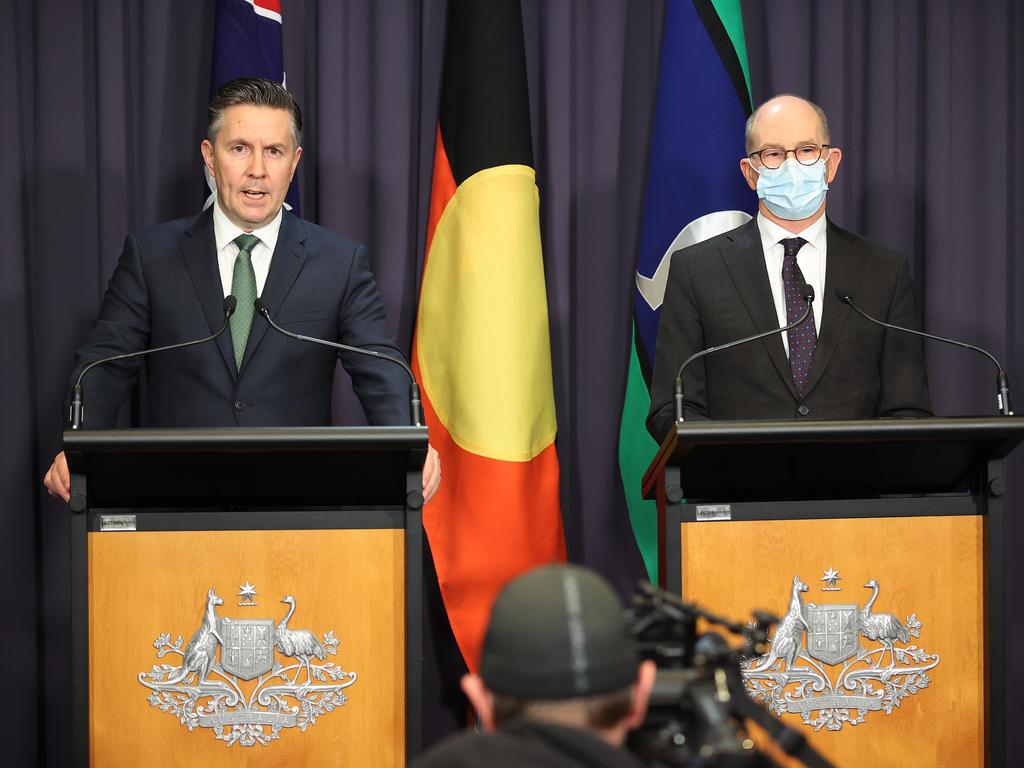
[138,586,355,747]
[741,572,939,732]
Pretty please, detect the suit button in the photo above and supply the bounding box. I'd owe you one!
[234,400,246,411]
[797,404,810,417]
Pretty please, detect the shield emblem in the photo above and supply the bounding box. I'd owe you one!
[219,617,275,680]
[804,604,860,665]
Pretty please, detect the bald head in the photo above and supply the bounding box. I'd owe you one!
[745,94,830,154]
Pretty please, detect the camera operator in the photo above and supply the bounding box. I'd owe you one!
[412,564,656,768]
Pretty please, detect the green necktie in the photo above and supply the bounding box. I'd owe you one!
[230,233,260,369]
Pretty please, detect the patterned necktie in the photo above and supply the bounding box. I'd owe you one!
[230,233,260,370]
[781,237,817,397]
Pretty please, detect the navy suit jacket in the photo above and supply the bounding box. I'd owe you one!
[70,208,410,428]
[646,218,932,440]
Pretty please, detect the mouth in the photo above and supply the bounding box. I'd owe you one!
[242,190,269,200]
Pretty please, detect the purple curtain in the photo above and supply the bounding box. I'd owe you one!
[1,0,1020,763]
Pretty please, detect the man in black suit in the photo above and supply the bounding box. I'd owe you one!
[647,94,931,440]
[44,77,439,500]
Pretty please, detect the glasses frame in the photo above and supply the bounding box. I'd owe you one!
[747,143,832,169]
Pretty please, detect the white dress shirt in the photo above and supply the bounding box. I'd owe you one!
[212,200,283,299]
[756,211,827,357]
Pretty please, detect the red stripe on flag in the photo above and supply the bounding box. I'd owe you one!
[420,378,565,671]
[424,127,457,260]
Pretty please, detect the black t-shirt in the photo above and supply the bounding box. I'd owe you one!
[411,719,646,768]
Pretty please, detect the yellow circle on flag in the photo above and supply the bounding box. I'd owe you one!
[416,164,557,462]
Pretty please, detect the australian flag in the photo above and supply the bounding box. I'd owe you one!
[206,0,300,213]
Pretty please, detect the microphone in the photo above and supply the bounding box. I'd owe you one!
[254,298,423,427]
[70,295,237,429]
[835,286,1012,416]
[673,284,815,423]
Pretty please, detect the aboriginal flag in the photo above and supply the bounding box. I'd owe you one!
[413,0,566,670]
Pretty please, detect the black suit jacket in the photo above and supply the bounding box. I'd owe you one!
[70,208,410,428]
[646,218,932,440]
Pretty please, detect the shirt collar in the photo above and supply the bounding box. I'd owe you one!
[757,210,828,254]
[211,199,284,255]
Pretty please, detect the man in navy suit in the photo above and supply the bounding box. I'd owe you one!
[44,78,439,500]
[647,94,932,439]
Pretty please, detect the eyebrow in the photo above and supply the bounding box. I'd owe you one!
[757,138,822,149]
[222,138,288,150]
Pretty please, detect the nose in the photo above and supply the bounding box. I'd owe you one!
[248,150,267,177]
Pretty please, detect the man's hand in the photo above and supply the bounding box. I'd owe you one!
[43,450,71,503]
[422,444,441,503]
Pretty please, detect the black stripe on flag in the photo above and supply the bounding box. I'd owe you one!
[691,0,753,116]
[439,0,534,185]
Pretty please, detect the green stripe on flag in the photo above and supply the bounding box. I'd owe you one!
[618,327,659,581]
[710,0,752,102]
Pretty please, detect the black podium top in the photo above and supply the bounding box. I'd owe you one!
[64,426,428,510]
[643,417,1024,502]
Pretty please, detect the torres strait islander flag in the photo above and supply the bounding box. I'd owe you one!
[206,0,300,212]
[413,0,566,670]
[618,0,755,580]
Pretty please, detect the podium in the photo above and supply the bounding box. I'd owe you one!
[642,417,1023,768]
[65,426,427,767]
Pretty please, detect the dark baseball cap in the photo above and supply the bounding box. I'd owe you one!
[479,564,639,699]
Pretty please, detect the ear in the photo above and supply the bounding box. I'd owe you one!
[288,145,303,182]
[460,674,497,732]
[201,139,216,177]
[739,157,758,191]
[825,146,842,183]
[622,660,658,730]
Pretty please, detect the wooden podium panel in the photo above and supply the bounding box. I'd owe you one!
[88,529,404,767]
[681,515,984,768]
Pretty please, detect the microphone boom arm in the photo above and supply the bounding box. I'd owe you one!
[674,289,815,423]
[70,296,237,430]
[255,299,423,426]
[838,290,1012,416]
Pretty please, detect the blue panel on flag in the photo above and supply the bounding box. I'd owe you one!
[634,0,756,363]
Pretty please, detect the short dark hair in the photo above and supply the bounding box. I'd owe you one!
[207,77,303,147]
[491,687,635,730]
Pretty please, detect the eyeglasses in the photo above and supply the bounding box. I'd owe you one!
[748,144,831,170]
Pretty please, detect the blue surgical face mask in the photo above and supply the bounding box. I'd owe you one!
[755,158,829,220]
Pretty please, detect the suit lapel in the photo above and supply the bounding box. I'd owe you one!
[721,220,799,399]
[803,221,866,396]
[181,209,237,376]
[239,212,309,371]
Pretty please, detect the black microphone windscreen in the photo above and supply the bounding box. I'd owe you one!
[254,297,267,314]
[223,294,237,314]
[801,283,815,302]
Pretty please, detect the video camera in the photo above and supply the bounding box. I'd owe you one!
[626,582,834,768]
